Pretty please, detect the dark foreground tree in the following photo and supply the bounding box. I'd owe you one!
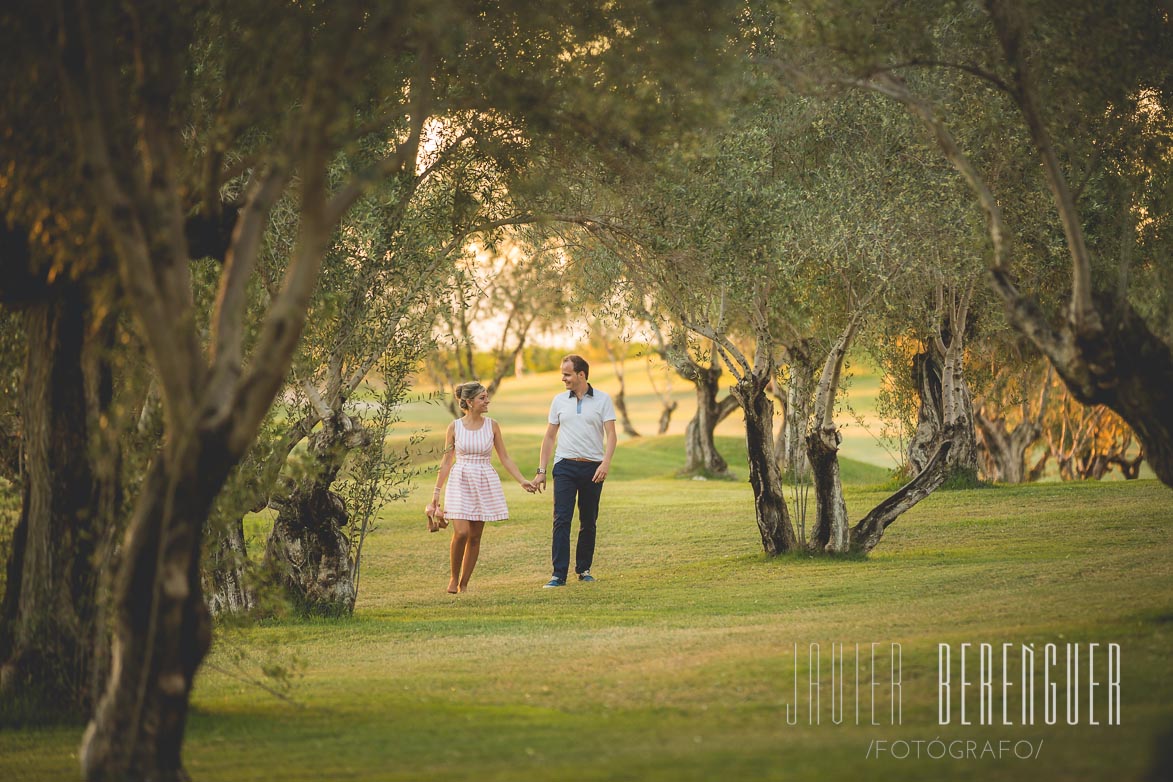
[5,2,738,776]
[0,259,118,719]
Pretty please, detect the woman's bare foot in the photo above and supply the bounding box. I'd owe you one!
[447,579,459,594]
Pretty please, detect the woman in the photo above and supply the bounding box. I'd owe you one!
[431,382,534,593]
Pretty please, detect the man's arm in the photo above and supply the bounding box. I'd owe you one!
[593,420,617,483]
[534,422,558,492]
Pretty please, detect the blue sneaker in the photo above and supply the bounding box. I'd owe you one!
[542,577,566,588]
[577,571,596,582]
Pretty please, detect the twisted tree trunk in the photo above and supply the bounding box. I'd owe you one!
[975,410,1042,483]
[263,412,367,615]
[807,426,848,552]
[682,364,738,476]
[907,281,978,477]
[806,321,858,555]
[732,373,798,555]
[906,346,946,474]
[851,436,956,554]
[265,481,354,616]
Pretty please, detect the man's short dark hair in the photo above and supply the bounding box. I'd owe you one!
[562,354,589,379]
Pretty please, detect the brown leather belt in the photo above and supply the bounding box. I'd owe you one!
[566,457,600,462]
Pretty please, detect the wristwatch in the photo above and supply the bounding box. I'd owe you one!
[536,468,546,474]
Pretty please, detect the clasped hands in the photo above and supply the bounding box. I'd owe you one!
[523,467,608,493]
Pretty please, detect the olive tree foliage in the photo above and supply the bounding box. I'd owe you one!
[576,17,1029,552]
[0,0,739,777]
[773,0,1173,487]
[763,96,995,553]
[209,116,542,617]
[580,88,927,554]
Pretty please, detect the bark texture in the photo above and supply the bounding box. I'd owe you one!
[907,340,978,475]
[80,436,230,780]
[202,517,255,616]
[807,426,848,552]
[804,320,860,554]
[906,346,946,473]
[732,374,798,555]
[851,435,957,553]
[264,485,354,615]
[262,413,367,615]
[975,409,1043,483]
[681,363,738,476]
[0,285,109,717]
[779,341,816,478]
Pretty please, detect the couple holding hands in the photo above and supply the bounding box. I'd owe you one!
[425,355,617,594]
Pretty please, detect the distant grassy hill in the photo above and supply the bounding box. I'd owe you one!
[387,359,903,483]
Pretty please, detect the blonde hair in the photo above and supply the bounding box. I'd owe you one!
[454,381,487,411]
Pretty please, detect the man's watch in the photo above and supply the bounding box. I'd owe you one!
[536,468,546,474]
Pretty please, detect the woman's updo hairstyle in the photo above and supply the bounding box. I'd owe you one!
[454,381,487,411]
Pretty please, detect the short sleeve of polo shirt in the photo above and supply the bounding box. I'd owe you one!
[599,392,617,423]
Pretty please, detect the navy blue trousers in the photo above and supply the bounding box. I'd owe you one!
[550,459,604,580]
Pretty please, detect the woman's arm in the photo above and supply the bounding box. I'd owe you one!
[433,422,457,505]
[492,420,532,488]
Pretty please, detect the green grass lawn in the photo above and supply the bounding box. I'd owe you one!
[3,369,1171,781]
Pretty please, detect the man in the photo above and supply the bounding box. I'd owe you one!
[533,354,617,588]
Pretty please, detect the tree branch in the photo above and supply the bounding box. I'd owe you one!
[206,166,291,415]
[227,128,332,454]
[984,0,1099,334]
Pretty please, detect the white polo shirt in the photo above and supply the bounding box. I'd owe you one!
[549,385,616,462]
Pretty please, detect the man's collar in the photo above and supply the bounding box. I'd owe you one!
[568,383,595,399]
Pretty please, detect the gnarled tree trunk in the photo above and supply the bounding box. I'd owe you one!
[851,436,956,553]
[807,426,848,552]
[1,284,114,719]
[81,432,231,780]
[906,345,946,474]
[263,412,367,615]
[202,517,255,616]
[907,281,978,477]
[779,340,816,479]
[805,320,859,555]
[682,364,738,476]
[732,373,798,555]
[975,410,1041,483]
[264,482,354,616]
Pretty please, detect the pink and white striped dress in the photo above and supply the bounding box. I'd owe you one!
[444,417,509,522]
